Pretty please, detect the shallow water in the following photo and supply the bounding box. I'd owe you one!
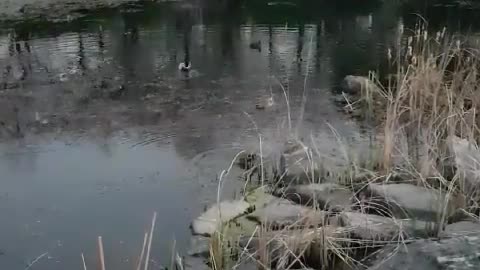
[0,0,480,269]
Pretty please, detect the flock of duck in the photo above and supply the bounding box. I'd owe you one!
[177,40,262,72]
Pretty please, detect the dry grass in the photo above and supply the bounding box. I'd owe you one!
[357,24,480,213]
[82,212,159,270]
[211,24,480,270]
[79,24,480,270]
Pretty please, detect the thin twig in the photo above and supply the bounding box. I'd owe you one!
[81,253,87,270]
[217,150,246,221]
[136,232,149,270]
[25,252,48,270]
[144,212,157,270]
[275,78,292,131]
[98,236,106,270]
[296,33,314,137]
[170,239,176,270]
[175,253,184,270]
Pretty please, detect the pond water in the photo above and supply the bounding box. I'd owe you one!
[0,0,479,269]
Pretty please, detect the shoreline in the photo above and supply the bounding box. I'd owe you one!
[0,0,160,24]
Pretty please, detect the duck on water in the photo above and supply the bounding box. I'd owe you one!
[178,61,191,72]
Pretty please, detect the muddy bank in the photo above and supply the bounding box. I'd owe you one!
[0,0,166,23]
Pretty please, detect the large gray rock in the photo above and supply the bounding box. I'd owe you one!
[187,236,210,257]
[448,136,480,191]
[183,255,210,270]
[191,200,251,236]
[273,140,321,185]
[283,183,353,211]
[239,226,347,267]
[340,75,380,94]
[247,198,327,228]
[362,183,459,222]
[333,211,431,241]
[367,233,480,270]
[441,221,480,237]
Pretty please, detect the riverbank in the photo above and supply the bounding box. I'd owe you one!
[2,1,480,269]
[0,0,161,23]
[185,26,480,270]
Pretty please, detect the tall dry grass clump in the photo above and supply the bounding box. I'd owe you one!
[219,24,480,270]
[76,25,480,270]
[191,25,480,270]
[359,23,480,215]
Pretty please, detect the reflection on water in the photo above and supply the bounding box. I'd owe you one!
[1,0,480,269]
[0,138,195,270]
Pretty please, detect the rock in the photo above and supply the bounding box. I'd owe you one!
[332,94,350,106]
[239,226,346,249]
[239,226,347,267]
[248,198,327,228]
[283,183,353,211]
[448,135,480,190]
[447,208,478,224]
[274,140,320,185]
[191,200,251,236]
[183,255,210,270]
[233,259,262,270]
[333,211,431,241]
[367,233,480,270]
[245,187,279,208]
[340,75,380,95]
[442,221,480,237]
[361,183,460,222]
[187,236,210,257]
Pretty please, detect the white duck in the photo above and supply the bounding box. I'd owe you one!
[178,61,191,72]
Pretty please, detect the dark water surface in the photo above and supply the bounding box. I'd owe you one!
[0,0,480,269]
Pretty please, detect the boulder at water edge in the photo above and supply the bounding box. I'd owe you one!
[362,183,461,221]
[340,75,380,94]
[283,183,353,211]
[332,211,431,240]
[441,221,480,237]
[191,200,251,236]
[239,226,346,267]
[448,135,480,189]
[248,197,327,228]
[187,235,210,257]
[367,233,480,270]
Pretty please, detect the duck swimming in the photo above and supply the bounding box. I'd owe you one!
[178,61,191,72]
[249,40,261,51]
